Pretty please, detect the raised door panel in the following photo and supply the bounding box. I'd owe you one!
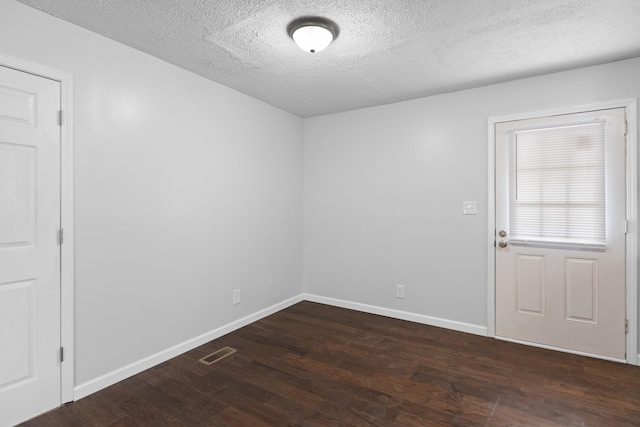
[565,257,598,323]
[0,142,36,247]
[0,84,36,127]
[516,254,546,316]
[0,279,35,387]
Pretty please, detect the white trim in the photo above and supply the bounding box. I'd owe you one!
[487,118,496,338]
[74,295,305,400]
[0,54,75,400]
[625,99,638,366]
[304,294,488,336]
[487,98,638,365]
[495,335,627,364]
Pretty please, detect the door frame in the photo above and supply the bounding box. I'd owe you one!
[487,99,638,365]
[0,54,75,401]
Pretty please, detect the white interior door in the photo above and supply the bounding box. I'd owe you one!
[0,66,61,425]
[495,108,627,361]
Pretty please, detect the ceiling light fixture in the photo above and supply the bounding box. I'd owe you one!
[287,17,339,53]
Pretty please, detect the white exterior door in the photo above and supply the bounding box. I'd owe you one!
[0,66,61,425]
[495,108,627,360]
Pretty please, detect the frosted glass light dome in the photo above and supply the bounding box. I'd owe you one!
[288,17,339,54]
[292,25,333,53]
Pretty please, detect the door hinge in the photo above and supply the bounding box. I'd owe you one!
[57,110,63,126]
[58,228,64,245]
[625,319,629,334]
[624,119,628,136]
[624,219,629,235]
[60,347,64,362]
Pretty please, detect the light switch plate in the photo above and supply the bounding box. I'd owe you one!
[462,201,477,215]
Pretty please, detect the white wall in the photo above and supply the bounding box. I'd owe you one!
[0,1,303,386]
[304,57,640,336]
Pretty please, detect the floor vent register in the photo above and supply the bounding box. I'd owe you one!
[198,347,237,365]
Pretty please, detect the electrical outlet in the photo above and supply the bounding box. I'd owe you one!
[462,201,477,215]
[396,284,405,299]
[233,289,241,305]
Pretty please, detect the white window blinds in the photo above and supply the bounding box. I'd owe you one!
[508,121,606,249]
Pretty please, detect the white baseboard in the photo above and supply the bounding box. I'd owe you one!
[302,294,487,337]
[73,294,304,400]
[74,293,488,400]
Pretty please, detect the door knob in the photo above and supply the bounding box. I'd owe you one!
[499,230,507,237]
[498,241,508,248]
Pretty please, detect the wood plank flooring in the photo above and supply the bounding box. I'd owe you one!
[20,301,640,426]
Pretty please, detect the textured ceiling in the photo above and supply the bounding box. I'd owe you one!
[17,0,640,117]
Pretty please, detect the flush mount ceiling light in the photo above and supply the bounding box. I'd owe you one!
[287,17,339,53]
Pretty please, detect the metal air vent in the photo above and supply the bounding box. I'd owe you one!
[198,347,236,365]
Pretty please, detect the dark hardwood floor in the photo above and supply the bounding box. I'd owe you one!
[21,301,640,426]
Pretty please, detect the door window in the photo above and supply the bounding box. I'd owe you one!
[508,121,605,249]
